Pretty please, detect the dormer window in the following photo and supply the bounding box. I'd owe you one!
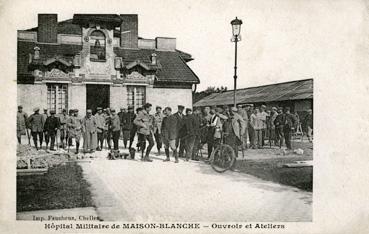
[151,53,157,65]
[34,47,40,59]
[90,30,106,61]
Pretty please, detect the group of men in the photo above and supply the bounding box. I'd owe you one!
[16,102,313,161]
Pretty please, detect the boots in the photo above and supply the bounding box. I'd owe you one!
[144,154,153,162]
[75,142,80,154]
[163,148,170,162]
[173,150,179,163]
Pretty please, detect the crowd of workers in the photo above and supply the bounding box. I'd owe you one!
[16,103,313,162]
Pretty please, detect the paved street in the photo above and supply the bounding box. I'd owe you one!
[80,149,312,222]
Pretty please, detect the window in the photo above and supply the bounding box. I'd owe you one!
[90,30,106,61]
[47,84,68,114]
[127,86,146,110]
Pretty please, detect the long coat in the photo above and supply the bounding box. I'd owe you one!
[230,113,246,140]
[161,115,178,140]
[82,116,97,151]
[184,114,201,137]
[44,116,60,135]
[173,112,185,138]
[28,113,44,132]
[17,111,28,136]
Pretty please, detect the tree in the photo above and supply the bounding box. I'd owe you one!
[193,86,228,104]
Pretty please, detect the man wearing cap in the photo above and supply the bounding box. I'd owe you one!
[192,107,203,160]
[268,107,278,146]
[118,107,126,140]
[183,108,201,161]
[134,103,155,161]
[122,106,136,149]
[44,110,60,151]
[260,105,268,147]
[283,107,297,150]
[67,109,83,154]
[303,109,313,142]
[104,108,112,149]
[82,109,98,153]
[161,107,179,163]
[108,109,121,150]
[16,105,28,144]
[173,105,186,158]
[59,109,69,149]
[95,107,105,150]
[237,104,248,150]
[223,107,245,158]
[41,108,49,149]
[67,109,74,147]
[27,107,44,150]
[153,106,164,155]
[274,107,285,148]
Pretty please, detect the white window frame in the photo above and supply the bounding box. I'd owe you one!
[47,83,68,114]
[127,86,146,111]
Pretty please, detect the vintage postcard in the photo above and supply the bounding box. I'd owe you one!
[1,0,369,233]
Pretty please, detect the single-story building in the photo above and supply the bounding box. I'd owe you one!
[194,79,313,116]
[17,14,200,115]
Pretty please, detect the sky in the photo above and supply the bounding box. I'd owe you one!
[7,0,367,91]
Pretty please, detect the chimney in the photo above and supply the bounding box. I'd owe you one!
[38,14,58,43]
[120,14,138,48]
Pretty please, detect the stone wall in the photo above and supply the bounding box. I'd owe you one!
[110,85,127,111]
[17,84,47,114]
[146,87,192,112]
[69,84,86,116]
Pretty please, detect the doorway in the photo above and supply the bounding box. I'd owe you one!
[86,84,110,114]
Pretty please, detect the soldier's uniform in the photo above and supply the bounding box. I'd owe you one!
[16,106,28,144]
[82,110,98,153]
[67,110,83,154]
[27,108,44,150]
[44,110,60,150]
[153,109,164,155]
[59,110,69,148]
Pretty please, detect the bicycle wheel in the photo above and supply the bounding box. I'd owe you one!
[210,144,235,173]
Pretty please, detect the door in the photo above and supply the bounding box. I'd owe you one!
[86,84,110,114]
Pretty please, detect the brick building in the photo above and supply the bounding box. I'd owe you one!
[17,14,200,115]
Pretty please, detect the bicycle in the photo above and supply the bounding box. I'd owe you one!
[209,133,236,173]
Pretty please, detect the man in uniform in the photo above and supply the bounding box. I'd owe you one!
[104,108,112,149]
[173,105,186,158]
[118,107,126,140]
[237,104,248,150]
[44,110,60,151]
[134,103,154,161]
[260,105,268,147]
[122,106,136,149]
[59,109,69,149]
[183,108,201,161]
[192,107,203,160]
[153,106,164,155]
[82,109,97,153]
[109,109,121,150]
[16,105,28,144]
[274,107,285,148]
[161,107,179,163]
[95,107,105,150]
[41,108,49,149]
[223,107,245,158]
[67,109,83,154]
[27,107,44,150]
[303,109,313,142]
[283,107,297,150]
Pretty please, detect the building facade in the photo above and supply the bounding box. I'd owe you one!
[17,14,200,115]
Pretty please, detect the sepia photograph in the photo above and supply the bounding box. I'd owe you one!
[16,11,312,223]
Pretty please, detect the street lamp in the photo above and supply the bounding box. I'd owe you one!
[231,17,242,107]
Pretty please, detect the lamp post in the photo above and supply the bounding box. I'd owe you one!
[231,17,242,107]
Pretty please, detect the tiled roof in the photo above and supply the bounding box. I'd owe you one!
[193,79,313,107]
[17,41,82,80]
[114,48,199,83]
[17,41,200,84]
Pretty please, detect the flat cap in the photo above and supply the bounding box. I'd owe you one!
[33,107,40,112]
[231,107,238,112]
[50,110,56,114]
[178,105,185,110]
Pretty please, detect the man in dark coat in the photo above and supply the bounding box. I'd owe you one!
[283,107,297,150]
[123,106,136,149]
[173,105,186,158]
[303,109,313,142]
[192,107,203,160]
[183,108,198,161]
[274,107,284,148]
[28,107,44,150]
[17,105,28,144]
[43,110,60,151]
[109,109,121,150]
[161,107,179,163]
